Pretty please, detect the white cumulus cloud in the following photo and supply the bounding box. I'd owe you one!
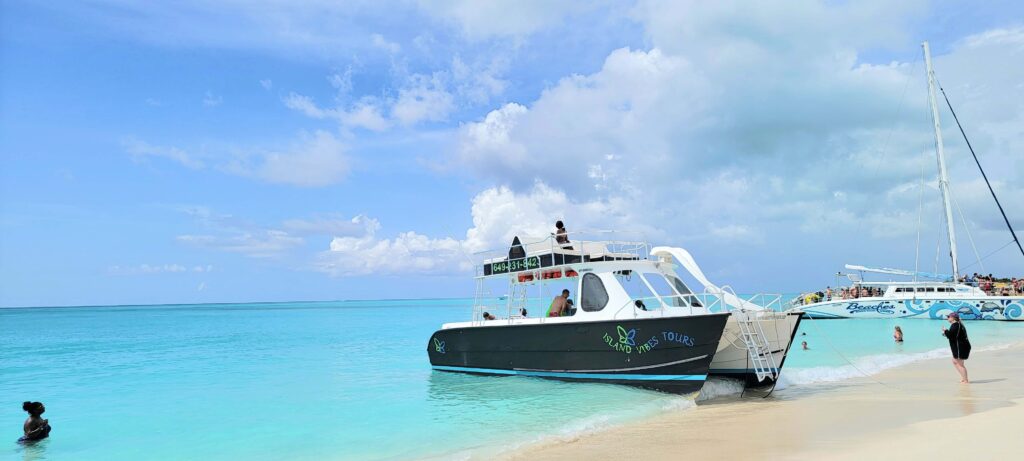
[220,131,352,187]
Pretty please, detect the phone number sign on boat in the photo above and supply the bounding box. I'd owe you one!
[488,256,541,275]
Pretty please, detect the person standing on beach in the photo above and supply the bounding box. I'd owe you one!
[942,313,971,383]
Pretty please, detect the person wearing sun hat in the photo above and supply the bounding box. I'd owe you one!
[942,312,972,383]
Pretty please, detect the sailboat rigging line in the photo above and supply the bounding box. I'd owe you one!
[949,189,986,273]
[960,239,1017,272]
[874,58,918,173]
[801,312,909,394]
[938,84,1024,260]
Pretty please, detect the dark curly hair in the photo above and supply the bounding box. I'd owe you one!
[22,401,45,416]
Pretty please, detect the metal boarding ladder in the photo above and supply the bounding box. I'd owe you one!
[721,286,780,383]
[509,279,529,319]
[471,278,491,322]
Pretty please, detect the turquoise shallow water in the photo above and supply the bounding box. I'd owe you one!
[3,300,1023,460]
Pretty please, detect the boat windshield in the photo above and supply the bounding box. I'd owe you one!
[613,270,706,312]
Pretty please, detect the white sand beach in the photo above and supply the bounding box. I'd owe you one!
[506,343,1024,460]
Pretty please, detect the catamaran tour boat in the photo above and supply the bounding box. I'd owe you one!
[797,42,1024,321]
[427,234,802,394]
[798,265,1024,321]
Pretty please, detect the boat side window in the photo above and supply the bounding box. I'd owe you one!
[925,287,935,292]
[581,273,609,312]
[916,287,926,292]
[895,288,905,293]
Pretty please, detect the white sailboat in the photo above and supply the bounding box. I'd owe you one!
[797,41,1024,321]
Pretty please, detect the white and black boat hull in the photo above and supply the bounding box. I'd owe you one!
[427,313,730,394]
[709,312,803,387]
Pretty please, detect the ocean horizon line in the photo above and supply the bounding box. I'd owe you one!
[0,296,478,311]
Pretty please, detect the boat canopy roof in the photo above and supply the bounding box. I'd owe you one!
[471,233,770,312]
[844,264,951,280]
[476,234,647,279]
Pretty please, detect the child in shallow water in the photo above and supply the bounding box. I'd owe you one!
[20,401,51,442]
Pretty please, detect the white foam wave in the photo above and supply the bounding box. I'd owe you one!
[777,342,1017,389]
[467,394,697,460]
[548,396,696,443]
[552,413,614,442]
[696,377,745,401]
[661,395,699,411]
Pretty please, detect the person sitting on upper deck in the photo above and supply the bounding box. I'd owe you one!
[482,312,496,320]
[547,289,571,317]
[554,221,573,249]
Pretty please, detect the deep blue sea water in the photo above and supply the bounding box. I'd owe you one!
[3,299,1023,460]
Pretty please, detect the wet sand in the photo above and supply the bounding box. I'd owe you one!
[505,343,1024,460]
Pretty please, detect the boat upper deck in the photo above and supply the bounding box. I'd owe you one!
[476,234,648,279]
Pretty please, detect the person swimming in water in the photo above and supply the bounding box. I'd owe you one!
[20,401,50,442]
[893,326,904,343]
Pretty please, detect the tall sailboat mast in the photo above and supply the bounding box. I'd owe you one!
[923,41,960,279]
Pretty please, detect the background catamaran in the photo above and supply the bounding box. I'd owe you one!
[797,41,1024,321]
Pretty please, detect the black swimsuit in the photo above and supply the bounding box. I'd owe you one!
[18,423,50,443]
[943,322,971,359]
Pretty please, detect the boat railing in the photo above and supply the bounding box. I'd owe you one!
[610,288,782,319]
[746,293,784,311]
[611,292,704,319]
[470,297,538,326]
[472,232,651,278]
[695,285,743,313]
[690,286,786,313]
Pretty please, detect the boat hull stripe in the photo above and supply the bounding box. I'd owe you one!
[432,365,707,381]
[515,355,709,373]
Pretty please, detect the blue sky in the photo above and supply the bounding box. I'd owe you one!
[2,0,1022,307]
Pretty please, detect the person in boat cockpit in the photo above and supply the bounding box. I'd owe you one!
[554,221,573,250]
[547,289,571,317]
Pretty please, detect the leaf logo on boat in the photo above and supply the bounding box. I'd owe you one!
[433,337,446,354]
[603,325,658,354]
[617,325,637,347]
